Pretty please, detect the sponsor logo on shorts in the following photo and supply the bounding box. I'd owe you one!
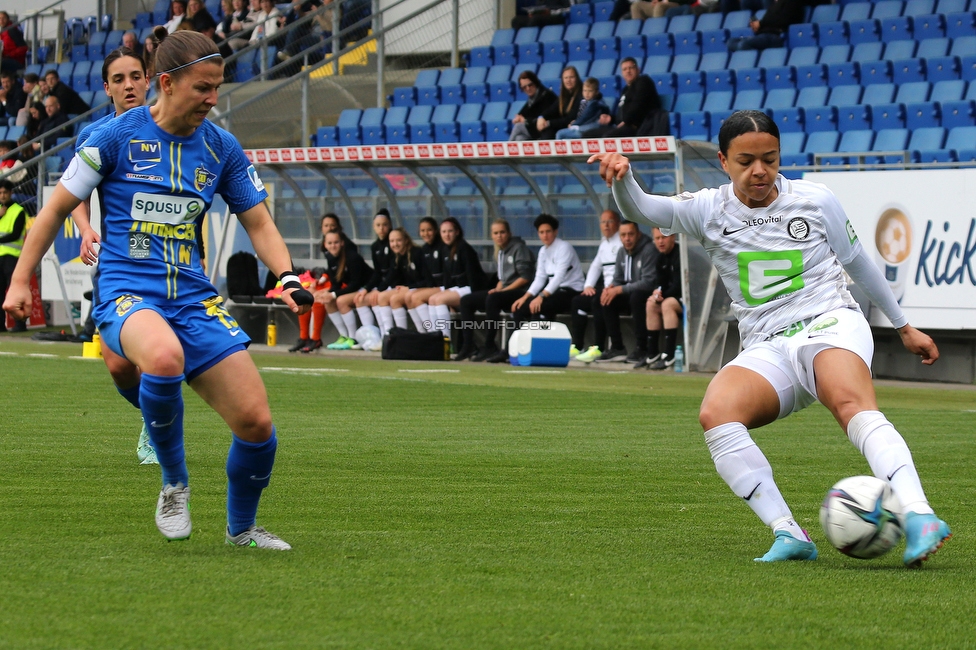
[130,192,203,225]
[810,316,839,332]
[115,294,143,316]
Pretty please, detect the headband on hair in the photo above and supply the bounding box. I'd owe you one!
[156,52,222,77]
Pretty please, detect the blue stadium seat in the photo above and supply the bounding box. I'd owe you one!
[594,36,621,60]
[905,100,941,127]
[734,67,765,90]
[758,47,788,68]
[615,20,641,37]
[926,55,961,81]
[873,1,906,19]
[468,47,492,67]
[812,4,841,23]
[569,3,592,24]
[646,32,675,56]
[795,64,827,88]
[842,3,873,22]
[953,35,976,58]
[723,10,751,31]
[703,90,734,111]
[892,58,927,83]
[415,69,439,86]
[764,66,795,90]
[789,23,819,48]
[486,64,512,84]
[837,129,876,163]
[620,34,647,59]
[945,124,976,149]
[700,51,729,71]
[917,37,951,58]
[519,42,544,64]
[961,55,976,80]
[594,2,614,22]
[316,126,338,147]
[539,24,565,42]
[641,17,668,36]
[904,0,935,16]
[543,41,568,63]
[589,59,617,78]
[852,42,884,62]
[872,102,906,129]
[674,92,704,112]
[829,84,864,105]
[438,69,463,86]
[871,128,911,162]
[884,39,917,60]
[416,86,440,105]
[796,86,830,107]
[728,50,758,69]
[768,88,796,109]
[676,70,705,94]
[643,55,672,74]
[820,45,852,64]
[384,106,409,126]
[589,21,616,41]
[87,31,107,59]
[849,19,882,44]
[780,130,807,154]
[678,111,709,139]
[514,26,539,44]
[837,104,872,131]
[462,67,488,85]
[696,13,724,31]
[491,29,515,47]
[701,30,729,53]
[733,89,765,110]
[705,68,735,91]
[564,23,591,42]
[440,85,464,105]
[816,22,848,47]
[360,108,386,145]
[940,99,976,125]
[671,53,700,72]
[456,103,483,125]
[913,14,946,40]
[936,0,967,13]
[909,126,948,159]
[897,80,933,101]
[567,38,595,60]
[880,16,914,43]
[651,72,677,97]
[337,109,363,146]
[567,60,591,77]
[770,106,805,132]
[511,63,539,81]
[862,82,897,104]
[861,59,894,84]
[932,78,967,101]
[668,14,696,33]
[598,76,621,95]
[708,109,735,138]
[673,31,702,55]
[788,46,820,67]
[493,44,517,66]
[805,130,841,153]
[828,62,861,86]
[805,106,839,132]
[945,12,976,38]
[481,101,508,123]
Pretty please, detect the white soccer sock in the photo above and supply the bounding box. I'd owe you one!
[392,307,408,329]
[328,311,348,338]
[407,308,426,332]
[341,310,359,339]
[847,410,934,515]
[431,304,452,338]
[704,422,807,540]
[375,305,394,336]
[356,306,376,328]
[415,304,432,331]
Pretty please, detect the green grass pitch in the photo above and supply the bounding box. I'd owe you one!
[1,338,974,648]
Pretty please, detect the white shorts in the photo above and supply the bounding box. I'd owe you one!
[726,307,874,420]
[447,286,472,298]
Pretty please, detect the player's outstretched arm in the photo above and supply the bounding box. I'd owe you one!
[237,202,312,314]
[2,184,82,320]
[897,324,939,365]
[587,152,632,186]
[587,153,676,231]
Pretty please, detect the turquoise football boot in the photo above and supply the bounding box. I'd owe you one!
[755,530,818,562]
[903,512,951,568]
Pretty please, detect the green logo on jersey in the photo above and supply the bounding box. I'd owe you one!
[846,219,858,244]
[737,250,805,306]
[810,316,838,332]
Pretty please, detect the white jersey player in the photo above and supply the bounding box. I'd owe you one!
[591,110,950,567]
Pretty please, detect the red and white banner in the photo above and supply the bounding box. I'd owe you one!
[244,137,677,166]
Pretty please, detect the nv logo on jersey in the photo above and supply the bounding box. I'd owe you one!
[128,140,162,163]
[194,165,217,192]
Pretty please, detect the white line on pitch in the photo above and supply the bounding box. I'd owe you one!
[504,370,565,374]
[397,369,460,373]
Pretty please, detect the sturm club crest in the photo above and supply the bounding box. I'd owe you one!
[788,217,810,240]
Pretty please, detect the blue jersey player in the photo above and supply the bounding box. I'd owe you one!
[4,28,312,550]
[73,46,160,466]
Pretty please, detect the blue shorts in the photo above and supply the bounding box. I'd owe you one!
[93,294,251,381]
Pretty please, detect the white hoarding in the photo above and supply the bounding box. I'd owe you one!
[807,170,976,330]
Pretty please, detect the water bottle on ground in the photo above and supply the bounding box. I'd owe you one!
[674,345,684,373]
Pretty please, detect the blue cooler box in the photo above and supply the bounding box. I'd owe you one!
[507,322,571,367]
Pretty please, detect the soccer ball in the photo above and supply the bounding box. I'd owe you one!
[819,476,904,559]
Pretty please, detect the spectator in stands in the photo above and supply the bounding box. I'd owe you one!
[535,66,582,141]
[222,0,259,50]
[312,230,370,351]
[122,31,144,57]
[22,73,43,108]
[165,0,188,32]
[721,0,769,15]
[273,0,325,78]
[592,221,658,363]
[0,12,28,74]
[405,217,444,333]
[33,96,71,151]
[571,209,621,362]
[0,140,26,184]
[0,178,28,331]
[462,218,536,362]
[0,72,26,119]
[249,0,283,46]
[506,214,584,358]
[592,58,662,138]
[509,71,558,141]
[627,0,695,19]
[373,227,425,338]
[342,208,392,344]
[556,77,611,140]
[727,0,806,51]
[638,227,683,370]
[44,70,90,116]
[426,217,490,343]
[25,101,45,139]
[144,35,156,61]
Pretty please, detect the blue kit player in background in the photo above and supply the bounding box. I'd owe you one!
[590,110,950,568]
[3,27,313,550]
[72,46,160,465]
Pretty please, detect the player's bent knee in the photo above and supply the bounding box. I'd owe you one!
[234,406,274,442]
[141,348,185,376]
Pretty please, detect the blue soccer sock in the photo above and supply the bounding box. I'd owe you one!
[226,428,278,536]
[140,373,188,487]
[116,383,141,409]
